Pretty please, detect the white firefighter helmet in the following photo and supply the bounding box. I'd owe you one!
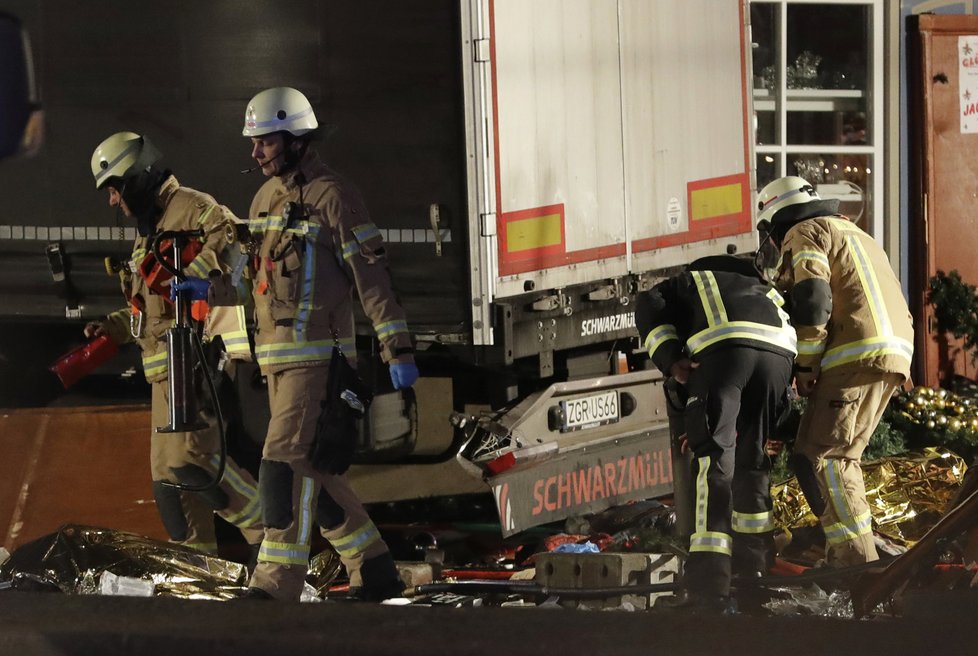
[90,131,162,190]
[756,175,820,225]
[242,87,318,138]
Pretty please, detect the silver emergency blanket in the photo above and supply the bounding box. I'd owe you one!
[0,524,249,599]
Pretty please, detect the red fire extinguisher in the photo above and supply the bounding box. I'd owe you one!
[49,334,119,389]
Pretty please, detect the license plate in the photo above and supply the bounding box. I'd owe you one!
[560,390,620,432]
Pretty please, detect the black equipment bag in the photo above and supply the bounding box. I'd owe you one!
[309,345,373,475]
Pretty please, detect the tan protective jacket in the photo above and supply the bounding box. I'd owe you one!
[776,215,913,377]
[246,149,412,374]
[103,176,250,383]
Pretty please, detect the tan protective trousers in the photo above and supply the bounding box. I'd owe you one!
[795,369,904,566]
[249,365,389,600]
[151,380,264,551]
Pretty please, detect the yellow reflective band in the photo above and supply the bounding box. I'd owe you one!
[689,531,733,555]
[687,321,797,355]
[691,271,727,326]
[845,234,890,336]
[792,250,830,270]
[644,324,679,358]
[210,455,261,528]
[375,319,409,340]
[797,338,827,356]
[298,477,315,545]
[352,223,381,243]
[732,510,775,534]
[342,239,360,260]
[295,233,318,340]
[222,496,262,529]
[248,215,321,237]
[330,520,382,558]
[196,204,217,227]
[820,336,914,371]
[255,338,355,367]
[766,288,786,307]
[142,350,168,378]
[694,456,710,534]
[258,540,311,566]
[222,329,251,354]
[821,459,875,545]
[824,510,873,545]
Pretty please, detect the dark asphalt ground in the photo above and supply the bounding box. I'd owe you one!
[0,589,975,656]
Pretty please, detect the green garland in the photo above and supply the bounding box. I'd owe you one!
[929,270,978,355]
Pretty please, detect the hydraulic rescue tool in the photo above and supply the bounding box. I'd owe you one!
[150,229,227,492]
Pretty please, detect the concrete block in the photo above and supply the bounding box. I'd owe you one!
[533,552,678,610]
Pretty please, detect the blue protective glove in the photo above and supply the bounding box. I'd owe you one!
[389,361,419,390]
[170,276,211,301]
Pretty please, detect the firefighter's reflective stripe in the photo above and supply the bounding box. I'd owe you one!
[687,271,797,356]
[143,350,168,378]
[690,531,733,555]
[222,329,251,356]
[797,337,827,357]
[258,477,316,565]
[821,460,874,545]
[846,234,890,336]
[341,239,360,260]
[330,519,383,558]
[690,457,733,556]
[297,476,316,546]
[212,455,261,528]
[184,206,218,278]
[184,541,218,554]
[731,510,775,534]
[687,321,797,355]
[351,223,381,243]
[248,214,315,236]
[766,288,785,307]
[375,319,409,341]
[820,335,914,371]
[644,324,679,358]
[692,271,728,325]
[792,250,830,270]
[294,227,320,340]
[254,337,355,368]
[258,540,311,565]
[694,456,710,534]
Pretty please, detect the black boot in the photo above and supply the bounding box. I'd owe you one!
[655,590,737,615]
[347,552,404,602]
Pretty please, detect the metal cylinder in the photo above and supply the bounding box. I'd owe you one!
[664,378,694,542]
[158,325,207,433]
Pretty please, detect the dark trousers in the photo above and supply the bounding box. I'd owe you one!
[682,347,792,597]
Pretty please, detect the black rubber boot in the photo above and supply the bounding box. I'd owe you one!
[347,552,404,602]
[654,590,738,615]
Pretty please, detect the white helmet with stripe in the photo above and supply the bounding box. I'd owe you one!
[756,176,820,225]
[90,131,162,190]
[242,87,318,138]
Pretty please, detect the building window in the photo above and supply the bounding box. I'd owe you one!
[751,0,883,239]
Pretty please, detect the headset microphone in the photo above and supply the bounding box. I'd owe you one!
[239,149,285,174]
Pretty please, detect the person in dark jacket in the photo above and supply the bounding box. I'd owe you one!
[636,255,796,612]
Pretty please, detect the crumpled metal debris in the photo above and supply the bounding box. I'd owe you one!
[0,524,247,599]
[763,583,853,618]
[772,448,967,544]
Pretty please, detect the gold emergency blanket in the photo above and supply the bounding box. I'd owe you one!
[0,524,249,599]
[771,448,967,544]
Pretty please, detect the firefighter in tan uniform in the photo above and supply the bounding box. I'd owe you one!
[85,132,264,555]
[756,176,914,566]
[201,87,417,601]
